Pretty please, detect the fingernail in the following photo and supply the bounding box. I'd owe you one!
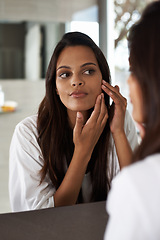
[77,112,81,118]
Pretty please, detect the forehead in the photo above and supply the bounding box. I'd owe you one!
[56,45,98,67]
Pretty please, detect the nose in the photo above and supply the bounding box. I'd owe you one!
[72,82,83,87]
[71,77,84,87]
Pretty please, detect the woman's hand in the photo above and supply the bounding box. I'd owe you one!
[102,80,133,168]
[54,93,108,207]
[73,93,108,157]
[102,80,127,136]
[55,93,109,207]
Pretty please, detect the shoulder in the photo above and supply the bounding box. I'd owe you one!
[117,153,160,181]
[11,115,39,151]
[106,154,160,239]
[107,153,160,211]
[106,160,146,233]
[109,154,157,192]
[16,115,37,131]
[10,114,43,164]
[14,115,38,139]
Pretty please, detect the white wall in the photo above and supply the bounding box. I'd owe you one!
[45,23,65,72]
[0,0,96,22]
[24,24,41,80]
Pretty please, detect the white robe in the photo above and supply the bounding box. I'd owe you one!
[104,153,160,240]
[9,110,138,212]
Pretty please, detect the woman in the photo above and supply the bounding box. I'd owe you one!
[9,32,138,211]
[104,1,160,239]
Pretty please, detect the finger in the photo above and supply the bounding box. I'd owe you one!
[101,83,119,99]
[86,94,102,125]
[73,112,84,137]
[108,91,127,106]
[100,95,109,127]
[91,94,102,120]
[114,85,119,93]
[102,82,127,107]
[102,84,120,104]
[102,81,121,98]
[97,93,108,124]
[102,80,119,93]
[101,111,109,128]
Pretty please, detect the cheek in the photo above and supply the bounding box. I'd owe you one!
[56,81,64,96]
[89,83,101,104]
[90,85,102,107]
[127,75,145,123]
[132,104,144,124]
[56,88,66,103]
[92,75,102,93]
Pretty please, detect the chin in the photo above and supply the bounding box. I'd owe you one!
[71,104,94,112]
[71,108,91,112]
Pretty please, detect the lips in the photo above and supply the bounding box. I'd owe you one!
[70,91,88,98]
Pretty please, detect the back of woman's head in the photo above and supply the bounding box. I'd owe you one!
[128,1,160,127]
[128,1,160,159]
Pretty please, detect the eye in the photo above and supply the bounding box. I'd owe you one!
[83,69,95,75]
[59,72,71,79]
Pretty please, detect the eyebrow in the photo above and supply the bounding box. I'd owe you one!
[56,66,71,71]
[80,62,97,68]
[56,62,97,71]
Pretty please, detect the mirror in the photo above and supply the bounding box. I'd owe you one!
[0,0,98,213]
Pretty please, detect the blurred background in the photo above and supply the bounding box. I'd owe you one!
[0,0,153,213]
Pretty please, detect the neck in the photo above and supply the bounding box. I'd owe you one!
[67,110,89,129]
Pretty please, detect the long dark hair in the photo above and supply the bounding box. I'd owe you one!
[37,31,114,202]
[128,1,160,162]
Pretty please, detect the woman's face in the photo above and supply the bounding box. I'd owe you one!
[127,73,144,123]
[56,45,102,114]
